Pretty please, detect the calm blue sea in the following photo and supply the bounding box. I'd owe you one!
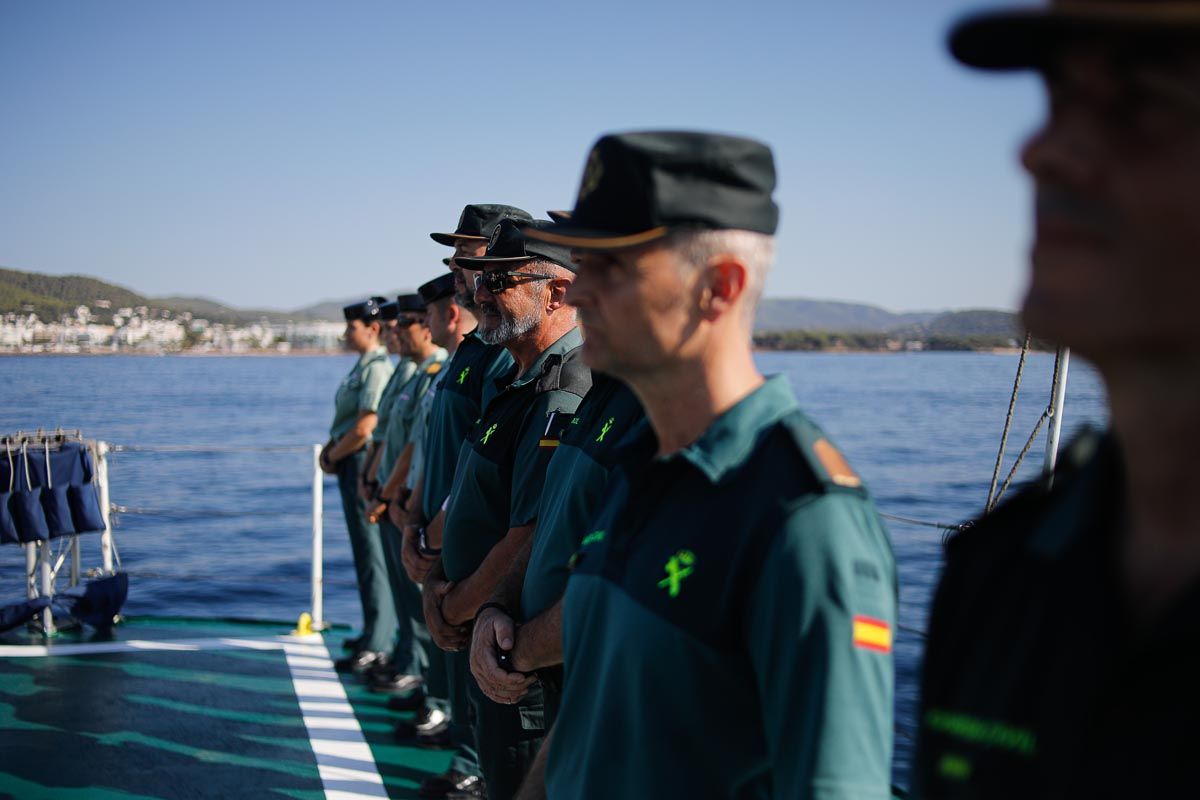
[0,352,1108,784]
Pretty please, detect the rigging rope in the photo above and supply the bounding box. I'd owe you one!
[988,346,1068,510]
[878,512,968,533]
[110,504,310,520]
[110,444,313,454]
[986,332,1032,512]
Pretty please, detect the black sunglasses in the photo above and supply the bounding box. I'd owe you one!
[474,269,557,294]
[395,314,425,326]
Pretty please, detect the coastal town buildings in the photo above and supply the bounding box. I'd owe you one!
[0,307,346,354]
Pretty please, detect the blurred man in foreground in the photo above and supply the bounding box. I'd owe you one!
[916,3,1200,797]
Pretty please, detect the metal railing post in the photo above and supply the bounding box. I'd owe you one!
[25,543,36,600]
[1043,348,1072,481]
[311,444,325,630]
[39,542,54,634]
[69,536,80,587]
[97,441,114,574]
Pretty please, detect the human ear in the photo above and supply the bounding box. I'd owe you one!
[700,257,747,321]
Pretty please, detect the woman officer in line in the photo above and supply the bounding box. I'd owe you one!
[319,298,398,673]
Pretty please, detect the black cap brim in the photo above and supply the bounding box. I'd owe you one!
[522,221,670,251]
[455,255,538,268]
[950,5,1200,70]
[430,232,489,247]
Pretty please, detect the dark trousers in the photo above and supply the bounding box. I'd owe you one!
[445,649,482,778]
[336,450,397,654]
[540,666,564,730]
[379,517,429,676]
[468,677,546,800]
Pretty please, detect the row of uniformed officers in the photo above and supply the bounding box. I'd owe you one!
[322,133,897,800]
[317,3,1200,796]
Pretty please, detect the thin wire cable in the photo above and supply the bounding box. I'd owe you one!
[878,512,967,533]
[110,444,314,454]
[105,569,358,587]
[110,504,310,520]
[986,332,1032,512]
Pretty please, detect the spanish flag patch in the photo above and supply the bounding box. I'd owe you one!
[852,615,892,654]
[538,439,560,449]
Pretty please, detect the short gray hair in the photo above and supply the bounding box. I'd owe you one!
[667,229,775,328]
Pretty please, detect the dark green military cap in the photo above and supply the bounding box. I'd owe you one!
[950,0,1200,70]
[430,204,533,246]
[419,273,456,304]
[343,298,383,322]
[526,131,779,250]
[379,300,399,321]
[456,219,577,273]
[396,293,425,312]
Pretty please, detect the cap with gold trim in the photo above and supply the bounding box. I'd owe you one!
[456,219,577,273]
[950,0,1200,70]
[525,131,778,251]
[430,204,533,246]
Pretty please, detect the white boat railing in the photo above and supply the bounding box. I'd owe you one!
[19,439,327,636]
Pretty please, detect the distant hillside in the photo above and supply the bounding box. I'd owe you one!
[753,297,936,333]
[153,295,300,324]
[295,290,413,322]
[891,309,1022,339]
[0,267,149,322]
[1,265,1021,342]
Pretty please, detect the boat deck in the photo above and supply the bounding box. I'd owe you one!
[0,617,451,799]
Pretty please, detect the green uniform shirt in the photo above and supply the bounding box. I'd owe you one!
[329,346,393,439]
[914,430,1200,799]
[441,327,587,583]
[406,366,446,492]
[377,349,447,484]
[520,374,644,621]
[547,376,897,800]
[419,332,514,522]
[371,356,417,444]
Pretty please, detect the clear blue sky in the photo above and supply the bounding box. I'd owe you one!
[0,0,1043,313]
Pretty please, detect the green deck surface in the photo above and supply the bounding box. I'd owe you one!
[0,617,452,800]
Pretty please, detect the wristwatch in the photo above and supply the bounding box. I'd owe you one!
[418,527,442,557]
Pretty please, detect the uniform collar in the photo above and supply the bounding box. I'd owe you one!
[507,326,584,390]
[357,346,388,367]
[674,375,798,483]
[615,375,797,484]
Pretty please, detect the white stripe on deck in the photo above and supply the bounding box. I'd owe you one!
[283,638,388,799]
[0,633,390,800]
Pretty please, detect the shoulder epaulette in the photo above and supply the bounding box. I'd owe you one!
[778,412,866,495]
[536,346,592,400]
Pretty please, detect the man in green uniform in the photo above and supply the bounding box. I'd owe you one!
[359,298,417,520]
[367,293,448,695]
[318,298,398,673]
[381,273,470,723]
[469,372,643,727]
[397,204,529,799]
[424,218,586,800]
[515,131,897,800]
[915,5,1200,798]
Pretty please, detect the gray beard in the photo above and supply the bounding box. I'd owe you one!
[477,308,540,345]
[455,289,477,310]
